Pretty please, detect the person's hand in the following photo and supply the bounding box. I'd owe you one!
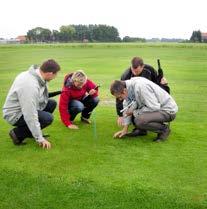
[39,139,51,149]
[113,130,127,138]
[117,116,124,126]
[68,124,79,129]
[88,89,97,96]
[160,77,168,85]
[124,110,133,117]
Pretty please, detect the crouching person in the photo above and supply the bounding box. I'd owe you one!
[110,77,178,142]
[3,59,60,149]
[59,70,99,129]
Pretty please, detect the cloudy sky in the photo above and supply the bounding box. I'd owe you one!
[0,0,206,39]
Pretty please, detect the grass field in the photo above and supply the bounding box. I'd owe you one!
[0,43,207,209]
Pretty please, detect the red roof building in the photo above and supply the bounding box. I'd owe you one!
[16,35,27,43]
[201,33,207,41]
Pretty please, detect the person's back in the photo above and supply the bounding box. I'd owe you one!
[117,64,157,115]
[125,77,177,117]
[3,66,48,125]
[116,57,170,137]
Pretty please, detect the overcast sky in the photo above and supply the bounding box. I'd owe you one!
[0,0,207,39]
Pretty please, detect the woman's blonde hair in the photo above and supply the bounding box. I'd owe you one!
[71,70,87,84]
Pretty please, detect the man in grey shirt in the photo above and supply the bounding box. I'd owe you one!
[3,59,60,149]
[110,77,178,142]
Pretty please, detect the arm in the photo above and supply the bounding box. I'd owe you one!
[116,99,124,126]
[116,98,123,116]
[86,79,99,97]
[159,84,170,94]
[59,88,72,126]
[115,68,131,125]
[49,91,62,97]
[113,124,129,138]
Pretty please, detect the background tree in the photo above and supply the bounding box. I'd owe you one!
[51,30,60,42]
[72,25,91,41]
[190,30,202,43]
[59,25,76,42]
[92,25,120,42]
[26,24,121,43]
[27,27,52,42]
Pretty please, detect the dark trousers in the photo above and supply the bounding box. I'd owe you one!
[134,111,176,133]
[68,96,99,121]
[13,99,57,142]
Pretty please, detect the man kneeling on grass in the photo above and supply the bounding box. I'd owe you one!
[110,77,178,142]
[3,59,60,149]
[59,70,99,129]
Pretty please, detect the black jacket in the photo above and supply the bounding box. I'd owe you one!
[116,64,170,116]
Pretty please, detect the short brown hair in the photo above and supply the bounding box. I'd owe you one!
[40,59,60,73]
[131,57,144,69]
[110,80,126,95]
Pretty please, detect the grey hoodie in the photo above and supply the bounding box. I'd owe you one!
[2,65,48,142]
[123,77,178,125]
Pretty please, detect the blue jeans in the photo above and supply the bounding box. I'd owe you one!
[68,96,99,121]
[13,99,57,142]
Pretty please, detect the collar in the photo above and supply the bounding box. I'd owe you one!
[36,68,46,83]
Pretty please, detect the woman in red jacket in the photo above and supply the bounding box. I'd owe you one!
[59,70,99,129]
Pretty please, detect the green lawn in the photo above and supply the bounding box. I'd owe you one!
[0,43,207,209]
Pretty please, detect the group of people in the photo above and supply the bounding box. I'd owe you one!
[2,57,178,149]
[112,57,178,142]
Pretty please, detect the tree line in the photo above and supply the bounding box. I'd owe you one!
[26,25,148,43]
[25,26,207,43]
[27,25,121,43]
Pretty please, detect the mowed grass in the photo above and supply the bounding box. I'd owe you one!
[0,43,207,209]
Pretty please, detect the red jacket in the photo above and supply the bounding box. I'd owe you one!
[59,73,98,126]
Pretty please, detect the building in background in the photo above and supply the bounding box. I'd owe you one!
[0,35,27,44]
[201,32,207,42]
[16,35,27,43]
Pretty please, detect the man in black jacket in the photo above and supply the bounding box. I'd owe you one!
[116,57,170,137]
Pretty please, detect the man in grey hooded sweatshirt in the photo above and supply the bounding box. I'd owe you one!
[110,77,178,142]
[3,59,60,149]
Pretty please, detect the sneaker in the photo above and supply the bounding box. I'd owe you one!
[9,129,22,145]
[125,128,147,137]
[81,116,91,124]
[153,126,171,142]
